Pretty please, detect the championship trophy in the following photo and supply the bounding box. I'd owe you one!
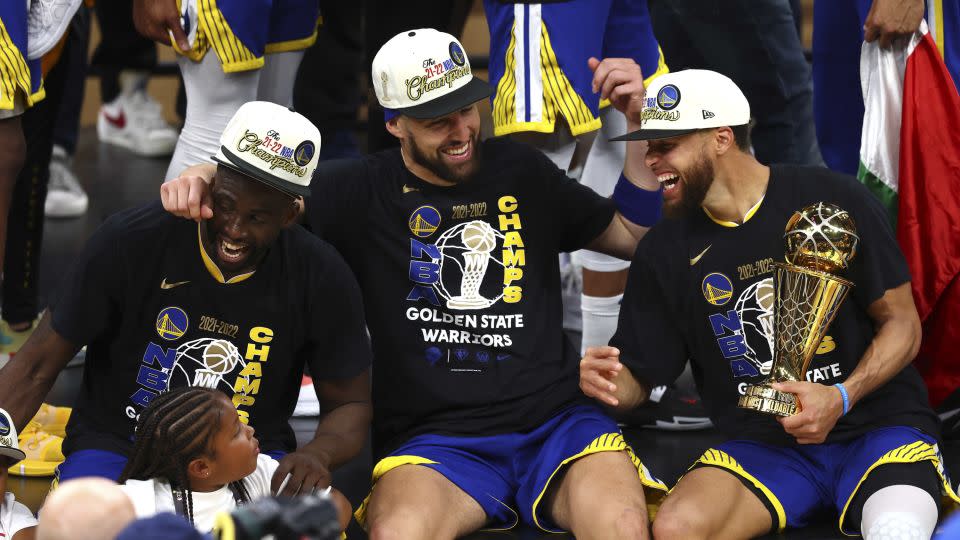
[737,202,859,416]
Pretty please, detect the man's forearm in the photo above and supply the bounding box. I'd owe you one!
[612,366,651,412]
[843,314,919,408]
[300,402,372,469]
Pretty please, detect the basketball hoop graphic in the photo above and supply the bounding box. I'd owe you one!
[447,221,497,309]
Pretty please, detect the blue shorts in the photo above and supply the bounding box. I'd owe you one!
[53,448,287,488]
[355,404,667,532]
[688,426,960,535]
[813,0,960,174]
[175,0,320,72]
[484,0,667,137]
[0,0,44,112]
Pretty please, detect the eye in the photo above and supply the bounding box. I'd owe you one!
[249,214,265,224]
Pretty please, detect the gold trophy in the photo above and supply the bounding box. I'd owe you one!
[737,202,859,416]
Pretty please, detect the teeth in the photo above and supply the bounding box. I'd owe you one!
[222,240,246,254]
[444,143,468,156]
[657,173,679,183]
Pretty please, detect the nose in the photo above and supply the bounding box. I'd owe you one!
[450,113,471,141]
[223,215,245,239]
[245,423,255,438]
[644,151,659,170]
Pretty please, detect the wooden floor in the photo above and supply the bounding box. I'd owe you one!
[8,128,957,539]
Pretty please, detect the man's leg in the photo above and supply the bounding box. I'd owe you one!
[653,467,772,540]
[546,451,649,540]
[363,464,487,540]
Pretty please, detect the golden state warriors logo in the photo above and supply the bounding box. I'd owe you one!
[449,42,466,66]
[0,414,10,437]
[156,307,188,341]
[409,206,441,238]
[702,273,733,306]
[657,84,681,110]
[294,140,315,167]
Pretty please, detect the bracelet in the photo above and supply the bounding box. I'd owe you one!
[612,173,662,227]
[834,383,849,416]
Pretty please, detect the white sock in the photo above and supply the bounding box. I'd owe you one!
[580,293,623,356]
[861,485,937,540]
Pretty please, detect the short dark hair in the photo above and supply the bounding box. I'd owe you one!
[729,121,754,152]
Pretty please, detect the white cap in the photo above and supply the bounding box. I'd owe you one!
[212,101,320,198]
[0,409,25,463]
[372,28,491,119]
[611,69,751,141]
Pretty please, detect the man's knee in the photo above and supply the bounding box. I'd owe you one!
[652,499,709,540]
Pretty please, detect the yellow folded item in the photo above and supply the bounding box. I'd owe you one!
[8,421,65,477]
[31,403,71,438]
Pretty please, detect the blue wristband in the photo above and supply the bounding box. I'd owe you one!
[834,383,849,416]
[612,173,662,227]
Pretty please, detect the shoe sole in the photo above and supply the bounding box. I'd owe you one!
[97,122,177,158]
[619,416,714,431]
[9,459,60,477]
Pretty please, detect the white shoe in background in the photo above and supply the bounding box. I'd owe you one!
[26,0,82,60]
[97,90,179,157]
[293,375,321,417]
[45,145,88,218]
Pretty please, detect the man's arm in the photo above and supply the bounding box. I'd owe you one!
[160,163,217,221]
[271,369,372,495]
[581,57,661,260]
[864,0,925,48]
[579,346,650,411]
[777,282,921,444]
[0,312,81,430]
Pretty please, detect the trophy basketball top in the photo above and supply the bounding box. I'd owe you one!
[783,202,859,274]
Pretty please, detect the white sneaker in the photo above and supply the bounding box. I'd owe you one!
[45,145,88,218]
[293,375,320,417]
[97,90,179,157]
[26,0,82,60]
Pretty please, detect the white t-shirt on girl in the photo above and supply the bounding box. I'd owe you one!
[120,454,279,532]
[0,493,37,539]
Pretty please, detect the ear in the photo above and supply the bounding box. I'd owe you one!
[384,117,404,140]
[713,126,736,156]
[187,457,211,482]
[280,197,300,228]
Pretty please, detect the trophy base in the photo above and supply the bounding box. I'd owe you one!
[738,385,798,417]
[446,296,492,309]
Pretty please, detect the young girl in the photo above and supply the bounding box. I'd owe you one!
[118,387,349,533]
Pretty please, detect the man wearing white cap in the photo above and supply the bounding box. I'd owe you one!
[580,69,956,538]
[0,102,373,497]
[164,28,667,539]
[0,410,37,539]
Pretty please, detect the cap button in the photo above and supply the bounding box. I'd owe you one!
[408,31,416,37]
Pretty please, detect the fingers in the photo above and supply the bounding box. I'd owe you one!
[161,177,212,221]
[579,354,622,406]
[590,58,640,96]
[167,13,190,51]
[584,345,620,360]
[270,461,294,494]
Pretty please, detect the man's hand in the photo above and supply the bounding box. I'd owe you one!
[774,381,844,444]
[588,57,646,123]
[864,0,924,48]
[160,172,214,221]
[133,0,190,51]
[271,450,332,496]
[580,346,626,407]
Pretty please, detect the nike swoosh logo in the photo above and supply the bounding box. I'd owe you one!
[402,184,419,193]
[102,109,125,129]
[689,245,711,266]
[160,278,190,290]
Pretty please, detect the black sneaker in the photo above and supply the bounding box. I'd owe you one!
[618,385,713,431]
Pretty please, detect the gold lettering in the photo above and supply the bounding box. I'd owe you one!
[245,343,270,362]
[503,233,525,250]
[249,327,274,343]
[232,394,255,407]
[504,267,523,284]
[498,196,518,213]
[503,286,522,303]
[498,213,522,231]
[238,362,263,378]
[233,377,262,395]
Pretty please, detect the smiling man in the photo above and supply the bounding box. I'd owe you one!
[0,102,373,498]
[580,69,957,539]
[163,28,668,539]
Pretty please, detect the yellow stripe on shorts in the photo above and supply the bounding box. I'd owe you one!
[687,448,789,531]
[0,18,43,110]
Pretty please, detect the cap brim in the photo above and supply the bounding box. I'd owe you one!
[212,147,312,198]
[397,77,492,120]
[0,447,26,464]
[609,127,701,142]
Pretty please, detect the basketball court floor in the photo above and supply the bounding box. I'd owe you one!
[4,128,958,539]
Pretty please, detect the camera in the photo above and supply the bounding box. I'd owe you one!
[213,492,341,540]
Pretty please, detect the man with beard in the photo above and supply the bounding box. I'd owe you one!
[579,69,957,539]
[0,102,373,497]
[163,28,668,539]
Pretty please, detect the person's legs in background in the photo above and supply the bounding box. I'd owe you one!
[93,0,179,159]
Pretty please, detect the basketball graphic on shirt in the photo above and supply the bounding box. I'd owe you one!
[434,220,507,310]
[461,221,496,253]
[734,278,775,375]
[165,338,248,393]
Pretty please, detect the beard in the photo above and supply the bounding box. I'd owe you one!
[664,151,715,219]
[407,131,482,184]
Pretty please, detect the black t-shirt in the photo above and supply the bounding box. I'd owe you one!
[308,138,616,453]
[52,202,372,456]
[612,165,939,445]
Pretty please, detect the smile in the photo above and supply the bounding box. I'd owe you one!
[218,237,250,263]
[658,172,680,191]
